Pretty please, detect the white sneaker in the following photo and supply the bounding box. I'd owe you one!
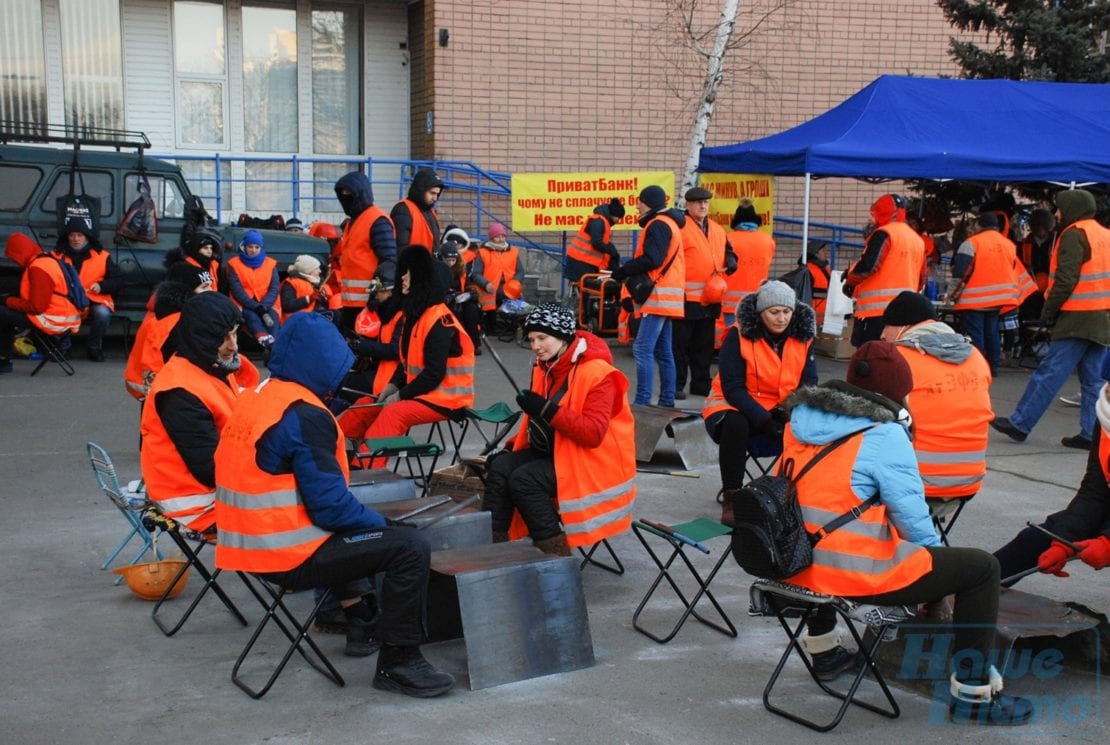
[1058,393,1081,407]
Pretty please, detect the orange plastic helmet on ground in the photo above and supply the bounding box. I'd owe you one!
[503,278,523,300]
[701,273,727,305]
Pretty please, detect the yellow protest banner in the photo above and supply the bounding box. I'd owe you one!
[510,171,675,232]
[697,173,775,235]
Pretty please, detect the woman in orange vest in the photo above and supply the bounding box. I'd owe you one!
[279,254,330,323]
[437,240,482,350]
[483,304,636,556]
[55,218,121,361]
[777,342,1033,725]
[167,227,222,292]
[348,246,475,468]
[472,222,525,330]
[214,311,454,697]
[704,281,817,524]
[226,230,280,347]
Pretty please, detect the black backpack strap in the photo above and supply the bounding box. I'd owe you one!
[783,430,858,484]
[810,494,881,544]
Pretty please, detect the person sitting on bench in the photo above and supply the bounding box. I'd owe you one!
[482,303,636,556]
[777,341,1033,726]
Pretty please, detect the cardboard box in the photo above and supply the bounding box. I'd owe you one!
[815,317,854,361]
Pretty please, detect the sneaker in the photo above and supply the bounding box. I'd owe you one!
[1058,393,1081,407]
[811,645,859,682]
[86,347,104,362]
[0,358,12,374]
[949,692,1034,726]
[1061,434,1093,450]
[344,615,380,658]
[990,417,1027,442]
[373,646,455,698]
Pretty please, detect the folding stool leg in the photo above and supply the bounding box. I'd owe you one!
[29,330,75,376]
[233,578,345,699]
[931,499,968,547]
[578,538,625,575]
[152,529,248,637]
[101,511,153,570]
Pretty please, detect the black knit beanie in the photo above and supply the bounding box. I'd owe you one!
[523,303,577,343]
[881,291,937,327]
[638,185,667,211]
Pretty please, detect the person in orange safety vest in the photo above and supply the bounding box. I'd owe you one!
[279,254,330,323]
[54,217,122,361]
[718,198,775,349]
[565,197,626,282]
[334,171,398,332]
[391,167,444,251]
[482,304,636,556]
[773,341,1033,725]
[226,229,280,348]
[472,222,525,330]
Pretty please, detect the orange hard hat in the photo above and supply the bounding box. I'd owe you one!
[309,222,340,240]
[701,273,728,306]
[503,278,523,300]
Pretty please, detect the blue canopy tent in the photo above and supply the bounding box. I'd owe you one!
[698,75,1110,255]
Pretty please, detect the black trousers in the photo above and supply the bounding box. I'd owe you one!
[807,546,1000,679]
[0,306,30,359]
[453,299,482,347]
[482,448,562,540]
[706,409,775,491]
[261,527,430,647]
[672,316,716,394]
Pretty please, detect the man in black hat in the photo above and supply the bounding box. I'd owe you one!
[565,197,627,282]
[391,167,445,251]
[673,186,737,399]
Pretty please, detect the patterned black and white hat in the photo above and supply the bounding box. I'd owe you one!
[523,303,577,342]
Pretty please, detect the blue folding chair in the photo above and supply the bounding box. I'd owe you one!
[87,442,159,583]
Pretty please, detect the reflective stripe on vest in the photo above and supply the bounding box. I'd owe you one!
[400,305,475,409]
[852,221,925,318]
[337,205,393,307]
[69,248,115,311]
[782,427,933,596]
[680,217,726,303]
[214,379,338,572]
[953,231,1020,310]
[566,215,612,269]
[633,214,685,317]
[22,256,82,333]
[476,245,520,311]
[1047,219,1110,311]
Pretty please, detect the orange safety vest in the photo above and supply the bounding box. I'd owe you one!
[61,249,114,311]
[226,255,278,306]
[567,215,614,271]
[476,245,520,311]
[680,216,727,304]
[279,276,321,323]
[852,221,925,318]
[371,312,403,396]
[123,310,155,400]
[1047,219,1110,312]
[338,205,393,307]
[718,230,775,347]
[1019,237,1051,293]
[783,426,934,596]
[808,263,830,323]
[400,304,475,409]
[396,198,438,250]
[185,255,219,292]
[1011,255,1037,310]
[633,213,685,318]
[214,379,337,572]
[953,230,1020,311]
[703,334,811,420]
[509,357,637,547]
[895,344,992,499]
[22,255,82,334]
[140,355,240,527]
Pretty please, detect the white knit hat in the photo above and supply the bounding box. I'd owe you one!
[288,254,322,284]
[755,280,796,312]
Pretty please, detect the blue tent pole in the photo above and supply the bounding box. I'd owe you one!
[801,173,812,263]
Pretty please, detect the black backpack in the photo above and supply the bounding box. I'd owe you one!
[730,429,878,580]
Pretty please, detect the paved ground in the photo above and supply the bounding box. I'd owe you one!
[0,334,1105,744]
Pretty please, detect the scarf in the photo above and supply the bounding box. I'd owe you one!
[238,248,267,269]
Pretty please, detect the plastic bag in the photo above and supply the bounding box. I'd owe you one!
[118,176,159,243]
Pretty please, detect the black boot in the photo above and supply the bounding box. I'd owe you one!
[342,599,380,658]
[373,645,455,698]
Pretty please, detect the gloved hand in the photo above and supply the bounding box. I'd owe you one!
[1037,541,1074,577]
[759,415,785,440]
[516,390,555,421]
[1074,536,1110,570]
[770,405,790,425]
[725,252,738,275]
[609,265,627,282]
[621,297,634,313]
[377,383,400,406]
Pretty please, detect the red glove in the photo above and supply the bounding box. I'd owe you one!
[1074,536,1110,570]
[1037,541,1074,577]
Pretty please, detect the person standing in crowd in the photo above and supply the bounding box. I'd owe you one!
[565,198,626,282]
[334,171,398,331]
[483,304,636,556]
[992,189,1110,449]
[214,312,454,697]
[843,193,926,347]
[719,198,775,348]
[437,241,482,351]
[994,354,1110,583]
[225,230,280,348]
[391,167,445,250]
[704,280,816,524]
[674,186,736,400]
[803,241,832,327]
[881,291,993,520]
[140,292,249,532]
[279,254,330,323]
[0,233,82,373]
[54,218,121,361]
[950,212,1028,375]
[610,185,686,407]
[1017,208,1056,327]
[472,223,524,330]
[777,341,1033,725]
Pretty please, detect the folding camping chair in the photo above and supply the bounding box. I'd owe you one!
[577,538,625,575]
[463,402,522,456]
[359,436,444,497]
[748,579,913,732]
[927,497,971,546]
[86,442,159,582]
[28,328,75,376]
[232,577,345,699]
[631,517,737,643]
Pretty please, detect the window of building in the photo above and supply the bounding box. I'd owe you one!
[59,0,124,131]
[0,0,47,133]
[173,1,227,147]
[311,7,362,209]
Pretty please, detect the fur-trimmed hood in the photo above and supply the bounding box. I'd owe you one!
[786,382,900,426]
[737,292,817,343]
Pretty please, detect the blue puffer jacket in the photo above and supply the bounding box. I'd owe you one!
[258,312,386,531]
[785,383,940,547]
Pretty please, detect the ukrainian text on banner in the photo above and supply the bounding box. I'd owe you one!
[511,171,675,232]
[698,173,775,235]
